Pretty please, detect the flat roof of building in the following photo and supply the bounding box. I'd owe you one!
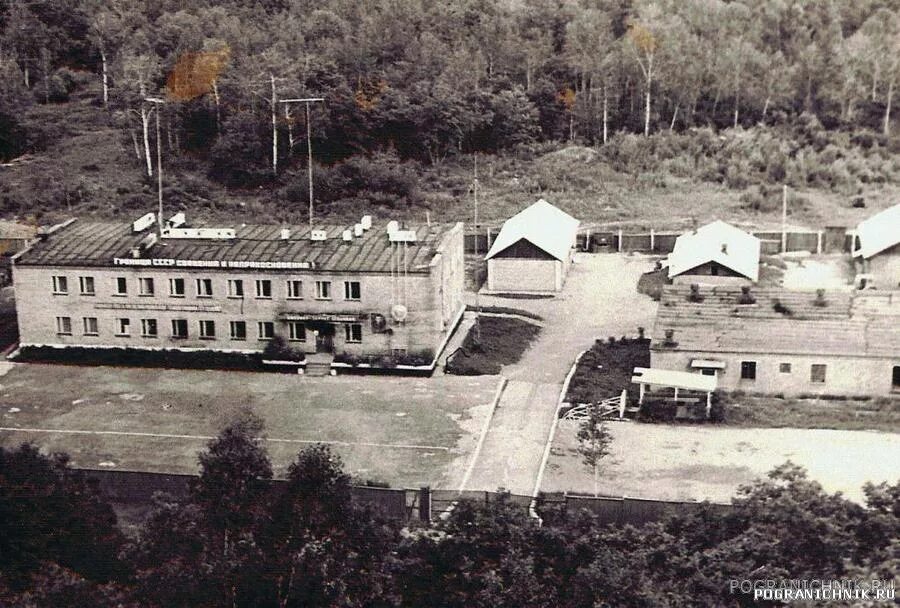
[14,218,462,273]
[652,284,900,358]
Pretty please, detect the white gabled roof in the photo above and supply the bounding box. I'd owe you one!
[485,199,580,262]
[667,220,760,281]
[853,203,900,259]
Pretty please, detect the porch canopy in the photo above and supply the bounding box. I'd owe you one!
[631,367,717,416]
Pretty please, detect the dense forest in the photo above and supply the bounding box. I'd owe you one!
[1,0,899,225]
[2,414,898,607]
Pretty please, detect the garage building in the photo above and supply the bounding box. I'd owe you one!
[484,199,579,294]
[667,220,760,285]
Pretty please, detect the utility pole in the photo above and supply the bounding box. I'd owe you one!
[271,74,278,177]
[280,97,325,232]
[146,97,166,236]
[473,153,481,343]
[781,184,788,254]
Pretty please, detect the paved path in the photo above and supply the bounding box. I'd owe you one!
[460,254,658,494]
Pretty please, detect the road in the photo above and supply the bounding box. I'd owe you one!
[459,254,657,494]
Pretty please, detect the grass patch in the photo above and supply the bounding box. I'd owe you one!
[565,338,651,404]
[636,268,668,301]
[718,393,900,432]
[466,305,544,322]
[445,316,540,375]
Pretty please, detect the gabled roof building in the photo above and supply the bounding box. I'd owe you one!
[651,284,900,396]
[12,215,466,364]
[484,199,579,293]
[852,203,900,290]
[667,220,760,285]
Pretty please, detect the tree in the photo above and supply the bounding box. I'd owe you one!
[0,444,125,595]
[575,407,613,497]
[626,3,665,136]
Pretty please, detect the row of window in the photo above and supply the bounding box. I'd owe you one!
[55,316,363,343]
[739,361,827,383]
[51,276,361,301]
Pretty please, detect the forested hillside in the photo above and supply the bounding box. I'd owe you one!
[1,0,899,228]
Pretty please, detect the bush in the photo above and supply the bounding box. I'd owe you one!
[14,345,268,371]
[262,335,305,362]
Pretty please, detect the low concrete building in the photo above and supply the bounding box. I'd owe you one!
[12,215,465,362]
[667,220,760,285]
[651,284,900,397]
[852,203,900,290]
[484,199,579,293]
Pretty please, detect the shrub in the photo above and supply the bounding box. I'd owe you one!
[262,336,305,362]
[14,345,267,371]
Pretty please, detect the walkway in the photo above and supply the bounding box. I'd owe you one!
[459,254,657,494]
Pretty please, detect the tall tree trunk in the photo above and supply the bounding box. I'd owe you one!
[762,95,771,121]
[602,84,608,145]
[884,79,894,136]
[271,73,278,176]
[733,95,739,129]
[130,130,141,159]
[644,78,651,137]
[670,104,679,132]
[100,48,108,108]
[23,65,29,88]
[166,111,174,152]
[140,105,153,177]
[872,62,880,101]
[285,105,294,152]
[212,81,221,133]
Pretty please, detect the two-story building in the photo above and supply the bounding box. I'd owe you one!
[12,215,465,362]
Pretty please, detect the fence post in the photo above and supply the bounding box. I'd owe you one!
[650,228,655,252]
[419,486,431,522]
[618,229,623,252]
[619,389,627,419]
[816,231,823,254]
[584,229,591,252]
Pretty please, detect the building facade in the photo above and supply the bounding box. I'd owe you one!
[650,285,900,397]
[485,199,579,293]
[852,203,900,289]
[13,217,465,361]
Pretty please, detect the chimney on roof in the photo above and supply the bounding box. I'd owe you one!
[387,220,400,234]
[280,228,291,240]
[342,229,352,241]
[688,283,704,302]
[814,288,827,307]
[361,215,372,230]
[663,329,677,346]
[738,285,756,305]
[721,243,728,254]
[354,223,363,237]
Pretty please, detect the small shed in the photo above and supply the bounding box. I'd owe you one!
[851,203,900,289]
[667,220,760,285]
[631,366,717,416]
[484,199,579,293]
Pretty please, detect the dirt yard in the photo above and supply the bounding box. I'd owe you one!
[544,421,900,504]
[0,363,501,490]
[780,253,855,290]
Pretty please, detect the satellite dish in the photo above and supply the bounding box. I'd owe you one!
[391,304,408,323]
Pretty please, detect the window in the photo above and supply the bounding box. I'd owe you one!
[138,277,155,296]
[230,321,247,340]
[893,366,900,391]
[257,321,274,340]
[52,276,68,295]
[197,278,213,297]
[116,318,131,336]
[169,278,185,297]
[227,279,244,298]
[286,280,303,299]
[171,319,188,339]
[344,281,361,300]
[79,276,95,295]
[315,280,331,300]
[288,321,306,342]
[779,363,792,374]
[344,323,362,343]
[114,277,127,296]
[700,368,716,376]
[141,318,158,337]
[255,279,272,298]
[810,364,827,384]
[82,317,98,336]
[740,361,757,380]
[199,320,216,338]
[56,316,72,335]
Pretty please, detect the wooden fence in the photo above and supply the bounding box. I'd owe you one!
[465,226,853,256]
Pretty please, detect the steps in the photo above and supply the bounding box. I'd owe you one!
[304,353,334,377]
